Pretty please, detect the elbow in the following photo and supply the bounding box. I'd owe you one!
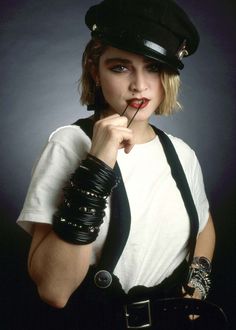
[28,269,70,309]
[37,284,70,309]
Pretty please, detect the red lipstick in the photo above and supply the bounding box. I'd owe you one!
[127,98,149,109]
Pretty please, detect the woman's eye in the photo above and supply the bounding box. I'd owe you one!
[147,63,161,72]
[110,65,128,73]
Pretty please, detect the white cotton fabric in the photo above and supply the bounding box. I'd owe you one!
[17,125,209,292]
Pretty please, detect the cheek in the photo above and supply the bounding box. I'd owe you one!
[100,75,124,101]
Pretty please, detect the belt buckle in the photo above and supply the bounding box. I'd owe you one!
[124,299,152,329]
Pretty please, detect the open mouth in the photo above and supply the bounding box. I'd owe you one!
[127,98,149,109]
[121,98,149,127]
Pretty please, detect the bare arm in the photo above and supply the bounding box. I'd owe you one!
[28,223,92,308]
[183,213,216,302]
[193,213,215,261]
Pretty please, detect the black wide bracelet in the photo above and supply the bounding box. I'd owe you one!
[52,154,120,245]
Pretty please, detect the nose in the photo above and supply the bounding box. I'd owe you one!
[129,71,148,94]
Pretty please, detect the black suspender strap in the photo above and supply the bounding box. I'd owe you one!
[73,117,94,140]
[73,118,199,287]
[98,162,131,272]
[151,125,199,262]
[73,118,131,279]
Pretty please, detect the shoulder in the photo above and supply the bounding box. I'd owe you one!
[165,133,205,188]
[164,133,203,182]
[166,133,197,164]
[48,124,91,157]
[49,124,90,145]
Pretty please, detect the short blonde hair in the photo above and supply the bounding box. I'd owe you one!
[79,38,181,115]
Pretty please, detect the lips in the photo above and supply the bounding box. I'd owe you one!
[127,98,150,109]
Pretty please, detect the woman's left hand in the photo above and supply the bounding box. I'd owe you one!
[182,285,202,320]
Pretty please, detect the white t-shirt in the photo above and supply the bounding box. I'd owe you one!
[17,124,209,292]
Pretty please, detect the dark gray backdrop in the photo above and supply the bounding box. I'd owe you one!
[0,0,235,328]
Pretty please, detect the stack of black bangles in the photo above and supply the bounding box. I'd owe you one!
[53,154,120,245]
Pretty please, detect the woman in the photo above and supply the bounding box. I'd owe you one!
[17,0,215,329]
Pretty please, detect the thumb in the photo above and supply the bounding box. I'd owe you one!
[124,142,134,154]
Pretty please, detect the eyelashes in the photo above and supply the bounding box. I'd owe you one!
[110,65,128,73]
[109,63,161,73]
[147,63,161,72]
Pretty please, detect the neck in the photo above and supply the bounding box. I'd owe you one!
[129,120,155,144]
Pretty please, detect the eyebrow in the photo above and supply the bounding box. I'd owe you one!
[104,57,155,65]
[104,58,132,65]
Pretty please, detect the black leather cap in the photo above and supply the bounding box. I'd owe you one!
[85,0,200,71]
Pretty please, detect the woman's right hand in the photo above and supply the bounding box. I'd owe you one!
[89,114,134,168]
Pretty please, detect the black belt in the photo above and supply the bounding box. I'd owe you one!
[123,297,227,329]
[70,262,228,330]
[122,260,188,329]
[124,297,193,329]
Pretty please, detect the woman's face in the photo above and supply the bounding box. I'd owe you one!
[96,46,164,122]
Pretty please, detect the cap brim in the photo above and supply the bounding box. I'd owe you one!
[92,30,183,71]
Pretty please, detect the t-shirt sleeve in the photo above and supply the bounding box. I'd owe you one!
[17,126,91,235]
